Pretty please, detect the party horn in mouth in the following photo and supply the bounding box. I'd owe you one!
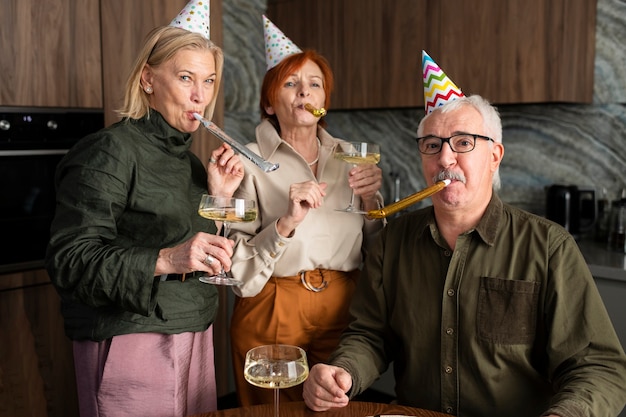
[304,103,327,117]
[194,113,279,173]
[366,179,451,219]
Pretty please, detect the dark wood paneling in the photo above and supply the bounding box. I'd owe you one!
[0,270,78,417]
[0,0,102,108]
[267,0,596,109]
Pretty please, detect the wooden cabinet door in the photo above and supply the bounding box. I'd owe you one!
[267,0,596,109]
[428,0,596,105]
[0,0,102,108]
[0,270,78,417]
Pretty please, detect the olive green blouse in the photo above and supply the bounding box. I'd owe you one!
[46,111,218,341]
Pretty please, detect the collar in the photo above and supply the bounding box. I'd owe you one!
[255,119,336,159]
[422,193,503,247]
[130,109,193,156]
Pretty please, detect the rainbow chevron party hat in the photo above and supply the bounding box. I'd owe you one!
[263,15,303,71]
[170,0,211,40]
[422,50,464,114]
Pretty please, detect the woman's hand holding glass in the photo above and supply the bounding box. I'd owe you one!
[334,142,382,213]
[347,162,383,212]
[154,232,234,278]
[197,195,257,285]
[154,143,243,280]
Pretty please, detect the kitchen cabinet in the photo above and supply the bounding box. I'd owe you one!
[0,270,78,417]
[0,0,102,108]
[266,0,596,109]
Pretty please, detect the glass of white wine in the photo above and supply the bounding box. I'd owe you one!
[334,141,381,213]
[197,194,257,286]
[244,344,309,417]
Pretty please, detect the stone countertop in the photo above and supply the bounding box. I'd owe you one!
[577,239,626,282]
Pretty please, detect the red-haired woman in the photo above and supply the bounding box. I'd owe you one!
[228,49,385,405]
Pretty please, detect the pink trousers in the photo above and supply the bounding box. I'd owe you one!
[72,327,216,417]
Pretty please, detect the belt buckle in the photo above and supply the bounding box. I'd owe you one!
[300,270,328,292]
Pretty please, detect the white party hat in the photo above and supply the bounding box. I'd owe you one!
[263,15,302,70]
[422,50,464,114]
[170,0,211,40]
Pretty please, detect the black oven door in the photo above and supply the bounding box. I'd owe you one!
[0,107,104,274]
[0,150,66,272]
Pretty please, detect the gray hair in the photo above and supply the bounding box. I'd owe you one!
[417,95,503,190]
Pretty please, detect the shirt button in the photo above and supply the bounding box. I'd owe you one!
[445,406,453,413]
[445,327,454,335]
[444,365,453,374]
[278,242,285,247]
[447,289,455,297]
[270,252,277,258]
[443,250,451,257]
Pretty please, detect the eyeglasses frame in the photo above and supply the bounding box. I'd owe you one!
[415,133,494,155]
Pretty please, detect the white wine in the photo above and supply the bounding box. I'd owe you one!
[244,359,309,389]
[198,207,257,223]
[334,152,381,165]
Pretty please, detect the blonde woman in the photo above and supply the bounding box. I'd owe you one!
[46,22,243,417]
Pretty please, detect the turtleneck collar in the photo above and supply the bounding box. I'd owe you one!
[130,109,193,156]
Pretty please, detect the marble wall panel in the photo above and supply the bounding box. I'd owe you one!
[222,0,626,215]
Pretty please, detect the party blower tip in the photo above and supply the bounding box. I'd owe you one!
[304,103,327,117]
[366,179,451,219]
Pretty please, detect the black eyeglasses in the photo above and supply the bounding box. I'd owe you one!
[416,134,494,155]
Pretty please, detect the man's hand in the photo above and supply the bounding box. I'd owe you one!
[303,364,352,411]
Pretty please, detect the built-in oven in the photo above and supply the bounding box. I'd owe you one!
[0,107,104,274]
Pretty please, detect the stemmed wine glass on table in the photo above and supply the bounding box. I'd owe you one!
[334,141,381,213]
[244,344,309,417]
[197,194,257,286]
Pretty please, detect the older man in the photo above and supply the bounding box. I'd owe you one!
[302,53,626,417]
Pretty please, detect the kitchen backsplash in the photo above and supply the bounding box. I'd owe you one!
[221,0,626,215]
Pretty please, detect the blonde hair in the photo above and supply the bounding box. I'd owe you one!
[117,26,224,120]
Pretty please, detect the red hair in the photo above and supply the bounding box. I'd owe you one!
[260,50,334,129]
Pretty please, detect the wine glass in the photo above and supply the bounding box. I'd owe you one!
[197,194,257,286]
[244,344,309,417]
[334,141,381,213]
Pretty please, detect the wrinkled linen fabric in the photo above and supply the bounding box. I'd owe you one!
[73,328,216,417]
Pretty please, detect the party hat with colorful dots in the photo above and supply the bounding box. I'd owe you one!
[263,15,303,71]
[170,0,211,40]
[422,50,464,114]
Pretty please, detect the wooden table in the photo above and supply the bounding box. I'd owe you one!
[188,401,448,417]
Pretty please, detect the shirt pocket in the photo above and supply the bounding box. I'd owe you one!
[477,277,540,345]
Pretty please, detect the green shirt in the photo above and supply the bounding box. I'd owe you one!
[330,194,626,417]
[46,110,218,341]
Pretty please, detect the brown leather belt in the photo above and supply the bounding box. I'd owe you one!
[274,269,357,292]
